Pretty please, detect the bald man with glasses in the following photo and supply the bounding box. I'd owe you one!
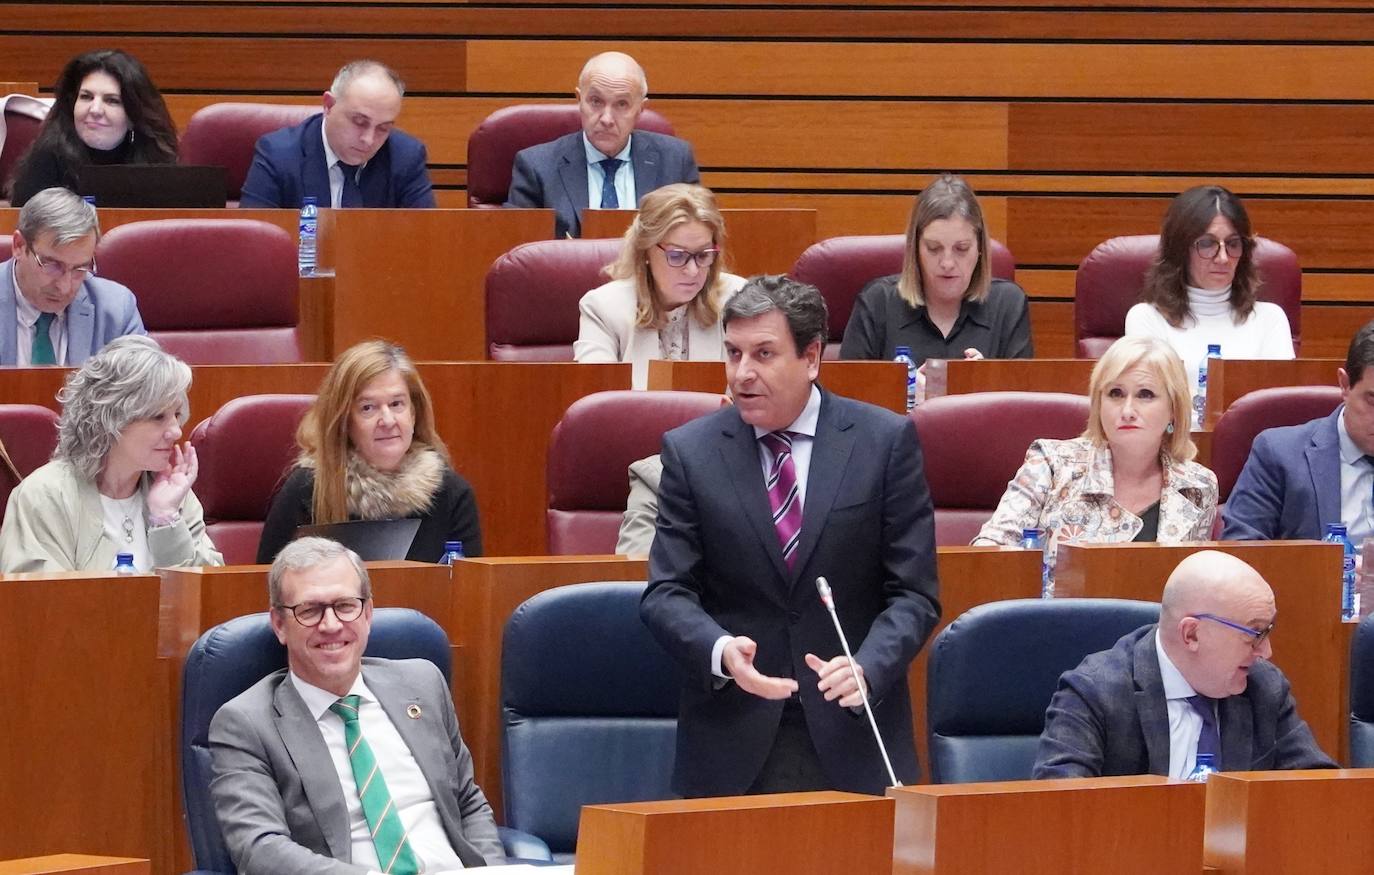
[1033,550,1336,779]
[1,186,144,366]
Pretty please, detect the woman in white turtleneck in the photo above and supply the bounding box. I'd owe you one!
[1124,184,1294,386]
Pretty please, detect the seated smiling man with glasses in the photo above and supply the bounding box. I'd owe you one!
[1,186,144,366]
[1033,550,1335,779]
[209,537,503,873]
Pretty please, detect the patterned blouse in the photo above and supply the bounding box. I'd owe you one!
[972,437,1218,580]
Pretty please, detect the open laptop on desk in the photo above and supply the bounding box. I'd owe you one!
[295,518,421,561]
[76,163,228,207]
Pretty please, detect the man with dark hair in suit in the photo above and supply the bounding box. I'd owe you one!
[1033,550,1335,779]
[1222,319,1374,542]
[210,537,502,873]
[506,51,699,238]
[240,60,435,210]
[641,274,941,797]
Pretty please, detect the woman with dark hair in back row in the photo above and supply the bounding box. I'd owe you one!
[7,48,179,206]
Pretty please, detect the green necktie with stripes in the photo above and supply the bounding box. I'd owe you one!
[329,695,422,875]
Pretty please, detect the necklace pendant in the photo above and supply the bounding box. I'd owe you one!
[123,514,135,544]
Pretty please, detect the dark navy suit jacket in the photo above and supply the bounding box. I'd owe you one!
[1033,624,1335,778]
[640,388,941,797]
[239,113,435,210]
[506,130,698,238]
[1221,408,1341,541]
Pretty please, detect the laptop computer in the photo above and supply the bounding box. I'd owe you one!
[294,518,422,561]
[75,163,228,208]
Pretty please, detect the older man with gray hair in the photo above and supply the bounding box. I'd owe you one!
[210,537,502,873]
[2,186,144,365]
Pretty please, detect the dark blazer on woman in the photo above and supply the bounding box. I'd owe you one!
[839,275,1033,364]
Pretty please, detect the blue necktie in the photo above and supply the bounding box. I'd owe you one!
[31,312,56,365]
[598,158,623,209]
[1188,694,1221,764]
[337,160,363,208]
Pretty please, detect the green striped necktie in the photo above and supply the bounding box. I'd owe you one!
[329,695,422,875]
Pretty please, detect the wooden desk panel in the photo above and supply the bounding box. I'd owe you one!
[1204,358,1341,428]
[578,208,818,277]
[937,357,1093,397]
[890,776,1205,874]
[0,857,149,875]
[645,359,908,414]
[1055,541,1348,762]
[578,792,893,875]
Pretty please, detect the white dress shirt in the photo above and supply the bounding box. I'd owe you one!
[711,385,823,677]
[13,270,68,366]
[321,124,367,210]
[583,133,635,214]
[1337,407,1374,545]
[1155,629,1206,780]
[290,672,465,872]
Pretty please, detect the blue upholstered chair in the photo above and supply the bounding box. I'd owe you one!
[501,582,681,861]
[1350,613,1374,766]
[926,598,1161,783]
[181,608,549,873]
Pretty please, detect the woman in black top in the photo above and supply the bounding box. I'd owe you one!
[840,173,1033,367]
[7,49,178,206]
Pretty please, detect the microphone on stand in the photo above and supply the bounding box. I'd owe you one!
[814,576,901,788]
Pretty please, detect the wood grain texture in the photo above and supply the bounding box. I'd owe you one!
[0,857,149,875]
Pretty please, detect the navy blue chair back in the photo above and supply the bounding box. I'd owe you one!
[501,582,681,858]
[1350,613,1374,766]
[927,598,1160,783]
[181,608,452,873]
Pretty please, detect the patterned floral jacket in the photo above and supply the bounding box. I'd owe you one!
[972,437,1218,579]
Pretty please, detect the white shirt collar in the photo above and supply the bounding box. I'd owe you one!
[290,669,375,721]
[751,384,822,440]
[1155,627,1198,701]
[1337,404,1367,466]
[583,131,632,165]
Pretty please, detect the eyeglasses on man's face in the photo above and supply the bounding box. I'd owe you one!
[276,596,368,627]
[655,243,719,270]
[1193,612,1274,648]
[1192,236,1244,260]
[26,243,96,281]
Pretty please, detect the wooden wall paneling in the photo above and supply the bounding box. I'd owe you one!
[1028,302,1074,358]
[1301,306,1374,357]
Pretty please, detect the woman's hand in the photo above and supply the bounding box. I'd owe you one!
[146,442,198,524]
[962,347,985,360]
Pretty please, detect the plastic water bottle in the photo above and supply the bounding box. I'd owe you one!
[1020,528,1053,599]
[82,195,97,206]
[113,552,137,575]
[1192,344,1221,430]
[298,196,318,277]
[1325,523,1357,621]
[438,540,465,566]
[1186,752,1217,782]
[894,345,917,412]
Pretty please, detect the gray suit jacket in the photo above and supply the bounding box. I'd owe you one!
[0,258,145,365]
[506,130,699,238]
[1032,624,1336,778]
[1221,408,1341,541]
[210,658,503,874]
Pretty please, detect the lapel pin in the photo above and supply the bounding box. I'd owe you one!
[406,704,422,719]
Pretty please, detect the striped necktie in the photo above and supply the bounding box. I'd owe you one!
[760,431,803,570]
[598,158,623,209]
[329,695,421,875]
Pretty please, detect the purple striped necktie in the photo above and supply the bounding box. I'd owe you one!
[760,431,803,570]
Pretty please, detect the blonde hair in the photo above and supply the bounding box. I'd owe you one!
[1082,335,1197,463]
[896,173,991,309]
[297,340,447,523]
[606,183,730,330]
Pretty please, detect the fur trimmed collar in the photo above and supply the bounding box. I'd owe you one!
[302,444,445,520]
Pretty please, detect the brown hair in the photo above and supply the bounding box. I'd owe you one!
[1141,185,1260,329]
[897,173,991,308]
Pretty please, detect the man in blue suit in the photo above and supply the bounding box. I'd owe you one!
[641,275,940,797]
[1034,551,1334,779]
[506,51,699,238]
[240,60,435,210]
[1222,321,1374,542]
[1,186,144,366]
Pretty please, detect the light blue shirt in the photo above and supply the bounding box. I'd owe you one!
[1336,406,1374,544]
[583,133,635,213]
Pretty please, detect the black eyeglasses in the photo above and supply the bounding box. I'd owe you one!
[1193,236,1244,260]
[1193,612,1274,648]
[275,597,368,627]
[655,243,719,269]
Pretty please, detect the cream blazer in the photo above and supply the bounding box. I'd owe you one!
[574,273,747,389]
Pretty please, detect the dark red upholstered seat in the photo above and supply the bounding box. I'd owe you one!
[189,394,315,565]
[1210,385,1343,504]
[0,404,59,520]
[911,391,1091,545]
[1,102,47,202]
[96,218,302,364]
[466,104,676,208]
[1073,234,1302,359]
[0,236,11,261]
[789,235,1016,357]
[485,237,623,361]
[178,102,319,201]
[546,389,723,554]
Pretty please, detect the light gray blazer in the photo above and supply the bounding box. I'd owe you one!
[210,658,503,873]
